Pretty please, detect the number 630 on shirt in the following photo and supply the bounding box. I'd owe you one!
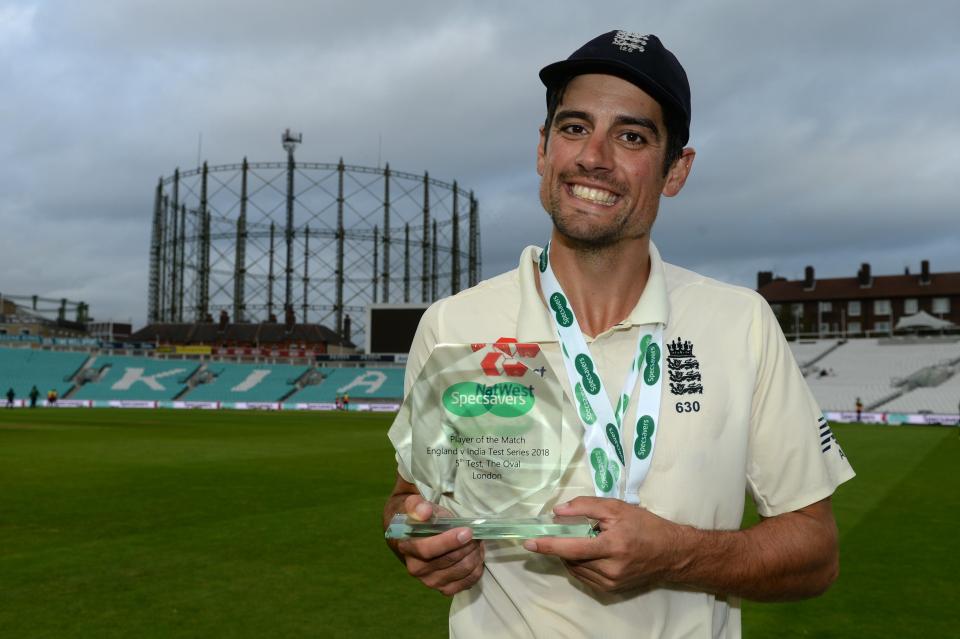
[675,401,701,413]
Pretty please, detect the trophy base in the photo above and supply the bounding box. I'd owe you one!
[385,513,598,540]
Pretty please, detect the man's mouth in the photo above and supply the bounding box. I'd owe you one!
[569,183,619,206]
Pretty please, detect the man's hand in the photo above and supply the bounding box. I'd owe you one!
[524,496,840,601]
[385,482,485,596]
[523,497,682,593]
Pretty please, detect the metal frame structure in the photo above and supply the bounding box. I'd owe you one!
[0,293,89,323]
[148,132,481,347]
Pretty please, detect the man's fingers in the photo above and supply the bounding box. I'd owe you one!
[416,539,478,573]
[523,536,605,561]
[413,543,484,592]
[400,495,454,520]
[437,550,486,596]
[397,527,475,561]
[565,562,616,592]
[553,496,622,521]
[402,494,435,521]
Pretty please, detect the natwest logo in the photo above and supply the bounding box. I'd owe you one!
[472,337,541,377]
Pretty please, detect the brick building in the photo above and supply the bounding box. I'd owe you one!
[757,261,960,338]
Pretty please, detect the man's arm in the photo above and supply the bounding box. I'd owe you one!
[383,473,485,596]
[524,496,838,601]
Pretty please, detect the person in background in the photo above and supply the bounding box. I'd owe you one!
[5,387,14,408]
[29,385,39,408]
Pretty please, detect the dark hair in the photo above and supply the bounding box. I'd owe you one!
[543,81,685,177]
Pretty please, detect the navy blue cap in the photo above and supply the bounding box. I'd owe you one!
[539,31,691,145]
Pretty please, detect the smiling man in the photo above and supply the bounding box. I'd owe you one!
[384,31,854,638]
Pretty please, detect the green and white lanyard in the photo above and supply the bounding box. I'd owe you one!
[538,242,664,503]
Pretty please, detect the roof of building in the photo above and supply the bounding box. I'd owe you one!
[759,272,960,302]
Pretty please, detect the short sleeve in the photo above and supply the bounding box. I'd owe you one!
[746,299,855,517]
[389,301,442,483]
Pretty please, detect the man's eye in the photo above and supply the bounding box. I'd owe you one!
[621,131,646,144]
[560,124,587,135]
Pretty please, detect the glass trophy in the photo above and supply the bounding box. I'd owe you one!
[386,342,596,540]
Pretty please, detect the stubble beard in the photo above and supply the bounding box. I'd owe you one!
[542,171,651,252]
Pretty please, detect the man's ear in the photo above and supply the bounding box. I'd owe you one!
[537,126,547,176]
[662,147,695,197]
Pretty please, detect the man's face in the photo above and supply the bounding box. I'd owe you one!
[537,73,692,248]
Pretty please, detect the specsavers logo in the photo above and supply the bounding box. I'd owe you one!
[638,333,661,386]
[549,293,574,327]
[590,447,620,493]
[635,414,656,460]
[442,382,535,418]
[573,382,597,424]
[574,354,601,395]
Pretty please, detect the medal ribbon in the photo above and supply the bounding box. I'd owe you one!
[538,242,664,503]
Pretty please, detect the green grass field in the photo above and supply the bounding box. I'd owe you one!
[1,409,957,638]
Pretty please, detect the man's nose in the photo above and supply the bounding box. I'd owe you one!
[576,130,613,172]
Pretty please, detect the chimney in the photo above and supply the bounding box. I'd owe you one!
[920,260,931,285]
[343,314,352,344]
[218,310,229,332]
[803,266,815,290]
[858,263,872,287]
[757,271,774,290]
[284,304,295,333]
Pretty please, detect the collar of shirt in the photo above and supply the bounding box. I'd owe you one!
[516,241,670,343]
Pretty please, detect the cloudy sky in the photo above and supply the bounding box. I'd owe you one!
[1,0,958,325]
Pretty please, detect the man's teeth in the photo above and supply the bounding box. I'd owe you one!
[571,184,618,205]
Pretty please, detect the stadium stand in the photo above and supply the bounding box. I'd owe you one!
[72,355,200,401]
[0,347,88,398]
[802,338,960,410]
[183,363,311,403]
[5,338,957,413]
[788,340,842,369]
[885,372,960,414]
[289,367,404,403]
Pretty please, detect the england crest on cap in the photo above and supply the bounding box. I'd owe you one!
[612,31,650,53]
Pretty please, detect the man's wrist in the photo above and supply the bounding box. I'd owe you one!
[662,520,700,585]
[661,521,745,592]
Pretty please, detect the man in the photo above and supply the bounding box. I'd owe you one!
[29,385,39,408]
[4,387,13,409]
[384,31,854,637]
